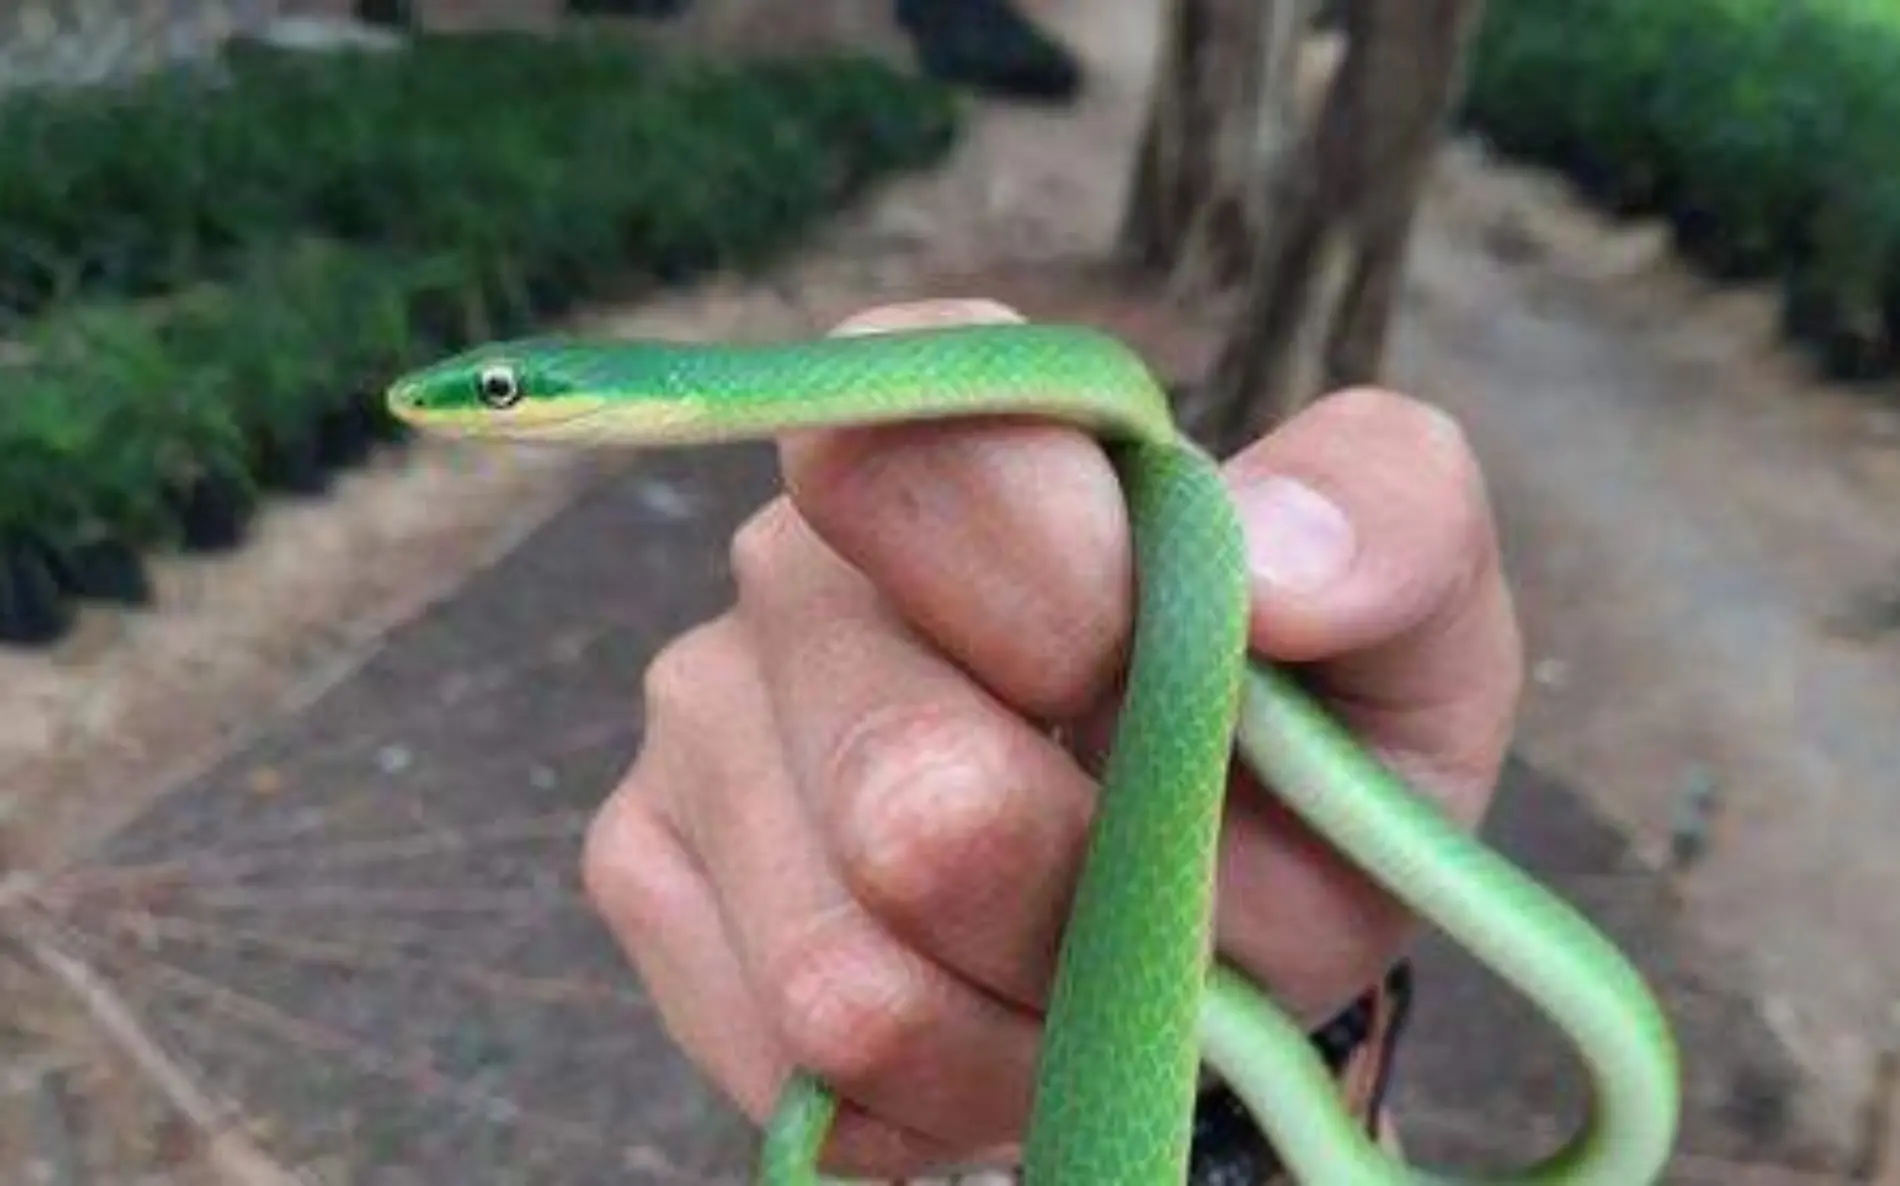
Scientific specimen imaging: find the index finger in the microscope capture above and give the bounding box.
[779,299,1135,724]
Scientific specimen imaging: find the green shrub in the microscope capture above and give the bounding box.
[1461,0,1900,380]
[0,33,959,319]
[0,36,963,644]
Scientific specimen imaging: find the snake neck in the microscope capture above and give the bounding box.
[491,324,1183,447]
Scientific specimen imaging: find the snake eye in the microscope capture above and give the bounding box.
[476,363,522,409]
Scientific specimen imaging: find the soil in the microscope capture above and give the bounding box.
[3,0,1898,1180]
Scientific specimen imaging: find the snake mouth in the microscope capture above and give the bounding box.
[384,385,613,440]
[383,388,734,448]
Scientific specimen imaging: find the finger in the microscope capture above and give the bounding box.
[582,776,781,1120]
[582,759,965,1178]
[1206,388,1520,1016]
[645,600,1046,1158]
[729,497,1098,1014]
[779,300,1134,723]
[827,297,1026,338]
[1225,385,1522,800]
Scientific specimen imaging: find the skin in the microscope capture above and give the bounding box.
[578,298,1522,1179]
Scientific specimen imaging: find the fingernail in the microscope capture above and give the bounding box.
[1232,474,1356,594]
[829,298,1023,337]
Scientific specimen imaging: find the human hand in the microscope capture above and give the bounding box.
[582,298,1522,1178]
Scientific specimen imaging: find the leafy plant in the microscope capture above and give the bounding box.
[1462,0,1900,382]
[0,37,963,646]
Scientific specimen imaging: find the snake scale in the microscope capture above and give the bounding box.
[386,321,1680,1186]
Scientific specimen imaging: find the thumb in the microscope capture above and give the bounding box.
[1222,385,1518,814]
[826,298,1027,337]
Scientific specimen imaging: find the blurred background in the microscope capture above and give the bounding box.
[0,0,1895,1182]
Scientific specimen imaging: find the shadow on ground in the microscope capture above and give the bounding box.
[1396,758,1830,1181]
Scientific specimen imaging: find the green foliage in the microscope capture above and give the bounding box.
[0,33,963,644]
[5,306,250,550]
[1461,0,1900,380]
[0,33,958,318]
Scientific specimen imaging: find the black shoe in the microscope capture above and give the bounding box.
[564,0,690,17]
[895,0,1082,103]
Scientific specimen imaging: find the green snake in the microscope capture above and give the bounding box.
[385,321,1680,1185]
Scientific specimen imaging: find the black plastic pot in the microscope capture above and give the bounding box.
[1569,149,1664,222]
[1815,318,1896,384]
[41,535,151,604]
[0,535,72,647]
[1784,275,1896,382]
[170,469,256,552]
[257,430,332,496]
[1882,269,1900,361]
[315,403,375,470]
[355,0,414,26]
[1669,203,1769,282]
[566,0,688,15]
[1780,266,1835,348]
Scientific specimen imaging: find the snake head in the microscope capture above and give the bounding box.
[385,338,604,439]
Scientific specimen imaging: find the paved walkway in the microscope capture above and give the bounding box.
[68,293,1851,1184]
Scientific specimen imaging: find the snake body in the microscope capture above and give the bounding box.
[386,322,1680,1185]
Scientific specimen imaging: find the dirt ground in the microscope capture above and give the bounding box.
[4,0,1898,1179]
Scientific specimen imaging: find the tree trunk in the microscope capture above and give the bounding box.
[1199,0,1485,453]
[1116,0,1310,296]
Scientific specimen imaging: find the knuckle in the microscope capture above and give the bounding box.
[580,792,683,946]
[640,618,739,725]
[641,633,703,722]
[728,498,804,602]
[769,914,926,1087]
[828,701,1028,920]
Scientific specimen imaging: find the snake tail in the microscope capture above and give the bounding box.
[1207,665,1680,1185]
